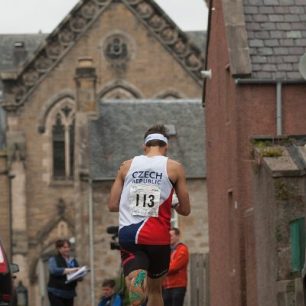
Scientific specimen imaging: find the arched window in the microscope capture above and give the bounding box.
[52,105,75,179]
[99,82,142,100]
[102,87,136,99]
[155,90,184,100]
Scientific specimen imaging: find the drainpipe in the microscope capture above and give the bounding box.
[276,82,282,136]
[235,79,306,136]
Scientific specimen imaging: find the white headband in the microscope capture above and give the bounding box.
[144,133,168,145]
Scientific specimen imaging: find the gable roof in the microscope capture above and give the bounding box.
[213,0,306,80]
[89,99,206,180]
[1,0,204,111]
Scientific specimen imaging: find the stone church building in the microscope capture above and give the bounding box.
[0,1,208,305]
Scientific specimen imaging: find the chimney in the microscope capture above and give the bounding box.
[13,42,28,67]
[74,57,97,114]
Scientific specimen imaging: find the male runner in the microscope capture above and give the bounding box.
[108,124,191,306]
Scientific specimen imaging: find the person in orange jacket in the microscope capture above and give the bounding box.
[162,228,189,306]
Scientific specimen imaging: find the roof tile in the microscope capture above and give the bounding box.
[269,15,285,22]
[276,23,292,30]
[274,47,289,55]
[287,71,302,78]
[254,31,270,39]
[284,14,301,22]
[277,63,293,71]
[270,31,284,38]
[279,38,294,46]
[296,38,306,45]
[273,6,290,13]
[262,63,277,71]
[255,71,273,78]
[279,0,296,4]
[259,6,275,14]
[283,55,299,62]
[249,0,264,4]
[250,39,264,47]
[264,0,279,5]
[289,6,304,14]
[286,31,302,38]
[264,39,279,46]
[245,6,259,14]
[253,56,268,63]
[258,47,274,55]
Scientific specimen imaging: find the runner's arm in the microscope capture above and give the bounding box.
[174,164,191,216]
[108,163,126,212]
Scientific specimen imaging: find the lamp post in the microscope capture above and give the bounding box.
[16,281,28,306]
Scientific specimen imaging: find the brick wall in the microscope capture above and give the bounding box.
[205,1,306,306]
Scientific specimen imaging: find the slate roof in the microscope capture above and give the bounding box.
[89,99,206,180]
[0,33,47,93]
[243,0,306,80]
[0,34,47,71]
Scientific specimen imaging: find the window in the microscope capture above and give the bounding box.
[52,106,75,180]
[290,217,305,272]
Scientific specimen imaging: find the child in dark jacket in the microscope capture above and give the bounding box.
[98,279,122,306]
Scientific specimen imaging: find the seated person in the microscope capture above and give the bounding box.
[98,279,122,306]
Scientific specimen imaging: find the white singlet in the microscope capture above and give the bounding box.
[118,155,174,245]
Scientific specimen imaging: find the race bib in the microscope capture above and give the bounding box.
[129,184,161,217]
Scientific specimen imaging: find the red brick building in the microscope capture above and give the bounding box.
[204,1,306,306]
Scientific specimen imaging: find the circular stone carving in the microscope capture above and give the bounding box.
[160,27,178,45]
[148,14,166,32]
[81,3,98,19]
[173,39,189,56]
[70,15,87,32]
[136,2,154,19]
[103,34,129,63]
[35,55,53,72]
[185,53,202,70]
[23,69,40,87]
[59,29,75,45]
[46,41,62,59]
